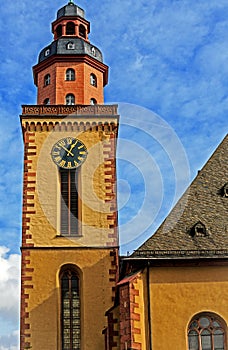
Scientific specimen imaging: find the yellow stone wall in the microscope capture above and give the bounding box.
[148,265,228,350]
[22,117,118,248]
[26,248,115,349]
[21,113,119,349]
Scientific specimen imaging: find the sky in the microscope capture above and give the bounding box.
[0,0,228,348]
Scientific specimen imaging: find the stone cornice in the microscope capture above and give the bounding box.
[130,249,228,259]
[21,104,118,117]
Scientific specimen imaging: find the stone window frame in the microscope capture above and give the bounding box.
[60,266,81,349]
[188,312,227,350]
[65,68,76,81]
[65,93,75,105]
[90,73,97,87]
[44,73,51,86]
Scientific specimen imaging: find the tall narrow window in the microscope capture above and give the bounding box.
[90,73,97,87]
[65,93,75,105]
[60,169,78,236]
[79,24,86,38]
[188,313,226,350]
[61,268,80,350]
[66,68,75,81]
[56,24,62,38]
[44,74,50,86]
[66,22,75,35]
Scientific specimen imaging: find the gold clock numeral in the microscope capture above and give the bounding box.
[58,140,66,147]
[67,162,72,168]
[78,145,84,149]
[54,156,62,163]
[52,151,60,156]
[74,160,79,167]
[78,156,84,161]
[66,137,73,145]
[79,151,86,155]
[59,160,66,167]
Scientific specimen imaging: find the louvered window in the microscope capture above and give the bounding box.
[61,269,80,350]
[60,169,79,235]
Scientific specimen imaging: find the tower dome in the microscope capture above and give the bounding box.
[32,1,108,105]
[57,1,85,19]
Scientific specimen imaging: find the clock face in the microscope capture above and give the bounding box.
[51,137,87,169]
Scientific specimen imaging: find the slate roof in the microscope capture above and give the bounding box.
[132,134,228,259]
[57,2,85,20]
[38,38,103,64]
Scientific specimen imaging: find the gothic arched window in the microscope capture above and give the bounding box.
[66,68,75,81]
[60,268,80,350]
[65,93,75,105]
[188,313,226,350]
[66,22,75,35]
[90,73,97,87]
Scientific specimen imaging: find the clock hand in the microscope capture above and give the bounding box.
[59,144,74,157]
[67,141,78,156]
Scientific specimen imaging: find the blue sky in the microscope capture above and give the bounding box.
[0,0,228,348]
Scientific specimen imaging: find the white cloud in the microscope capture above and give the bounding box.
[0,247,20,344]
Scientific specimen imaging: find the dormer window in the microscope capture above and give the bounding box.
[191,221,208,237]
[66,42,75,50]
[66,22,75,35]
[44,48,50,56]
[44,74,51,86]
[90,73,97,87]
[79,24,86,38]
[223,183,228,197]
[65,68,75,81]
[65,93,75,105]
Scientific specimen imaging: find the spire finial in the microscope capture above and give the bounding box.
[68,0,74,4]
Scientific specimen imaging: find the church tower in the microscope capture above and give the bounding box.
[20,2,119,349]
